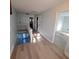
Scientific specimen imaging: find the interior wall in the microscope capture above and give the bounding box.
[54,1,69,56]
[37,0,69,43]
[54,32,69,50]
[10,10,17,55]
[38,9,56,42]
[54,0,69,12]
[54,0,69,46]
[54,0,69,33]
[15,12,34,30]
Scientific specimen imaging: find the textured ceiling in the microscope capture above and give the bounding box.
[11,0,66,14]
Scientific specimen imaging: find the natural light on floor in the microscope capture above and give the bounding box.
[32,33,41,43]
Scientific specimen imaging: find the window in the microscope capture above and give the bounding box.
[56,11,69,33]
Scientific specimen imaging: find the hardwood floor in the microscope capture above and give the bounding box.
[11,35,68,59]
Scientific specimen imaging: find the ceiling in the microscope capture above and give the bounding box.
[11,0,66,14]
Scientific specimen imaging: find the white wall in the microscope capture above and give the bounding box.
[38,9,56,42]
[38,0,68,43]
[54,32,69,50]
[54,32,69,57]
[54,1,69,57]
[10,10,17,55]
[10,12,35,56]
[16,12,34,30]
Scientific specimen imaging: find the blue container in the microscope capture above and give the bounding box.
[17,32,30,44]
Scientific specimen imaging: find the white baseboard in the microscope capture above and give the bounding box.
[10,45,14,56]
[39,31,54,43]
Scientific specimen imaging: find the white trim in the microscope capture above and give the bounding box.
[39,31,54,43]
[10,45,14,56]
